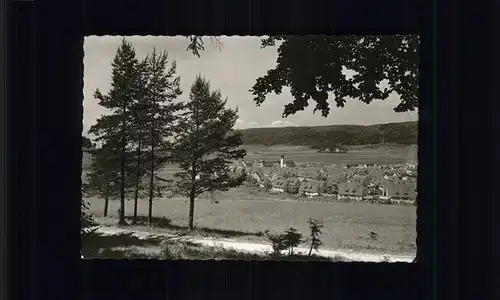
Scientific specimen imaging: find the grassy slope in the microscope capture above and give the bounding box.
[239,121,418,148]
[86,187,417,254]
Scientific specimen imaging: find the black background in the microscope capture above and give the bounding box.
[7,0,494,298]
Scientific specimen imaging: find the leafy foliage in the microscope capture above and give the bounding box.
[173,76,247,230]
[186,35,419,116]
[240,121,418,148]
[251,35,419,116]
[186,36,223,57]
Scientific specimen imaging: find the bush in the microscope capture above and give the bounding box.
[265,227,303,256]
[265,231,288,255]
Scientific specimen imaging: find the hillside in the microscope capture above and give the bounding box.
[239,121,418,148]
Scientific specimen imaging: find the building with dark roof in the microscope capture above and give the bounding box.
[298,181,309,195]
[338,181,366,201]
[298,180,325,197]
[381,180,417,203]
[285,178,302,194]
[326,172,348,184]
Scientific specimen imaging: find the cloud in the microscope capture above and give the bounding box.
[234,119,259,129]
[269,120,296,127]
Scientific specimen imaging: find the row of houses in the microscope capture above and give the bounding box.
[257,175,417,202]
[244,165,416,184]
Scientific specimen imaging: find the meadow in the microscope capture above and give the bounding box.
[241,144,417,165]
[86,187,416,254]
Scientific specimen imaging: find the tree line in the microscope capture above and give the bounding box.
[82,38,246,231]
[240,121,418,148]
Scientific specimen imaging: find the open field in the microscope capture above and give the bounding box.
[85,187,416,254]
[241,144,417,165]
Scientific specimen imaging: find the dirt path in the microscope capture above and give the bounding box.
[90,226,415,263]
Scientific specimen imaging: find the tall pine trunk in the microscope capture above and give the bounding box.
[148,143,155,226]
[188,159,197,231]
[188,192,195,231]
[104,196,109,217]
[103,184,109,217]
[132,140,142,225]
[118,103,127,226]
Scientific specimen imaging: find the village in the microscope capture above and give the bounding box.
[230,154,418,205]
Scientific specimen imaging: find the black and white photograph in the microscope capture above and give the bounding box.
[81,35,419,262]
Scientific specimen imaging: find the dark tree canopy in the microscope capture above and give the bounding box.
[187,35,419,117]
[174,75,247,230]
[252,35,419,117]
[174,75,247,198]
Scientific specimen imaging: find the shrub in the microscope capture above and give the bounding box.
[283,227,303,255]
[265,230,288,256]
[265,227,303,256]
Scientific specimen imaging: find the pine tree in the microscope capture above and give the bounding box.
[89,38,142,226]
[141,48,183,226]
[173,75,247,231]
[128,59,150,225]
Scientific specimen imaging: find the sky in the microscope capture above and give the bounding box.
[83,36,418,135]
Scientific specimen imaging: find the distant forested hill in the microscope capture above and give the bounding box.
[239,121,418,148]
